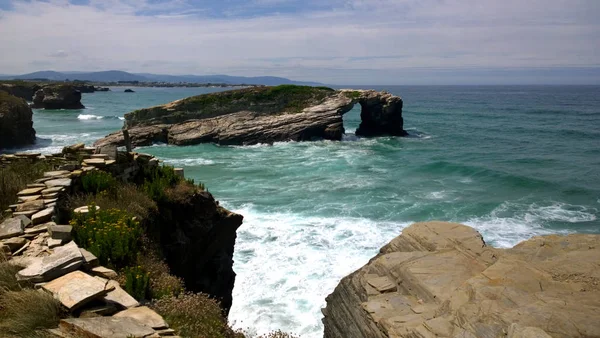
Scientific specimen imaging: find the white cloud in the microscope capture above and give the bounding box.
[0,0,598,84]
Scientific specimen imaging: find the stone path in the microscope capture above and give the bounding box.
[1,145,183,337]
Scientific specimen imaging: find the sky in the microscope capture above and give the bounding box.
[0,0,599,85]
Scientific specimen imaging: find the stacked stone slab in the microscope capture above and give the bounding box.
[1,144,179,337]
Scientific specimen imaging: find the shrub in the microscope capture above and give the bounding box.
[67,184,157,221]
[0,161,53,222]
[151,293,244,338]
[136,242,184,299]
[70,205,142,268]
[0,289,64,336]
[124,266,150,301]
[81,170,117,194]
[143,165,183,202]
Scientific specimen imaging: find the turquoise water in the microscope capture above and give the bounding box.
[10,85,600,337]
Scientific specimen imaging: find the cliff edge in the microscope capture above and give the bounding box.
[95,85,406,147]
[0,91,36,148]
[322,221,600,338]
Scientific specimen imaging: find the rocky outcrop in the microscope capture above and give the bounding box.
[0,91,36,148]
[322,222,600,338]
[32,84,85,109]
[150,188,243,314]
[0,82,42,101]
[95,85,406,147]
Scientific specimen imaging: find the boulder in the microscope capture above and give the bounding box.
[31,84,85,109]
[322,222,600,338]
[42,270,111,311]
[0,92,35,148]
[59,317,156,338]
[95,86,406,148]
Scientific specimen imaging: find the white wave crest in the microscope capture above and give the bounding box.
[227,203,408,337]
[78,114,103,120]
[161,157,215,166]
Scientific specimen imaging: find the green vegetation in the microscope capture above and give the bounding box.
[70,205,142,268]
[124,266,150,301]
[81,170,118,194]
[151,293,245,338]
[0,160,54,222]
[127,84,338,125]
[0,90,26,105]
[142,165,184,202]
[343,91,362,99]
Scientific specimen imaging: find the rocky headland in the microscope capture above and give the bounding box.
[32,84,85,109]
[95,85,407,147]
[323,221,600,338]
[0,91,36,148]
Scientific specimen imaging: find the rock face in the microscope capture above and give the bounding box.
[0,82,42,101]
[95,85,406,147]
[0,91,36,148]
[32,84,85,109]
[322,222,600,338]
[151,189,243,315]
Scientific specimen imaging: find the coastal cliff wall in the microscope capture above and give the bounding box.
[322,221,600,338]
[0,91,36,148]
[1,146,242,316]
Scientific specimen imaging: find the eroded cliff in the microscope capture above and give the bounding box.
[95,85,407,147]
[322,222,600,338]
[0,91,36,148]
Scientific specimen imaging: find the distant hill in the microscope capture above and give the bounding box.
[0,70,322,86]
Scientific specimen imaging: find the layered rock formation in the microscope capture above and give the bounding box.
[0,91,36,148]
[32,84,85,109]
[95,85,406,147]
[323,222,600,338]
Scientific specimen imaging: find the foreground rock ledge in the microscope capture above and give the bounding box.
[95,86,406,147]
[322,221,600,338]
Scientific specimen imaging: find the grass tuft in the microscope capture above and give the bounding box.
[0,161,54,221]
[0,289,64,336]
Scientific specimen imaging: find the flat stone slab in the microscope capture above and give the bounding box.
[43,271,110,311]
[80,248,99,268]
[27,183,47,188]
[0,218,24,240]
[91,154,109,159]
[47,238,63,248]
[83,158,106,165]
[24,223,50,235]
[44,178,72,187]
[2,237,28,252]
[17,241,83,282]
[91,266,118,279]
[44,170,71,178]
[14,214,32,228]
[12,210,37,217]
[17,187,45,196]
[103,280,140,309]
[59,317,156,338]
[114,306,168,329]
[41,186,64,195]
[16,200,45,212]
[48,225,73,241]
[18,195,42,202]
[367,276,397,293]
[74,205,101,214]
[32,207,54,225]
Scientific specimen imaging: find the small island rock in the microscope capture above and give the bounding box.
[124,89,135,93]
[32,84,85,109]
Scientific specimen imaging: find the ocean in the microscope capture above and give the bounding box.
[9,85,600,337]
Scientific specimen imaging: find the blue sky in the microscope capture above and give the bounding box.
[0,0,599,84]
